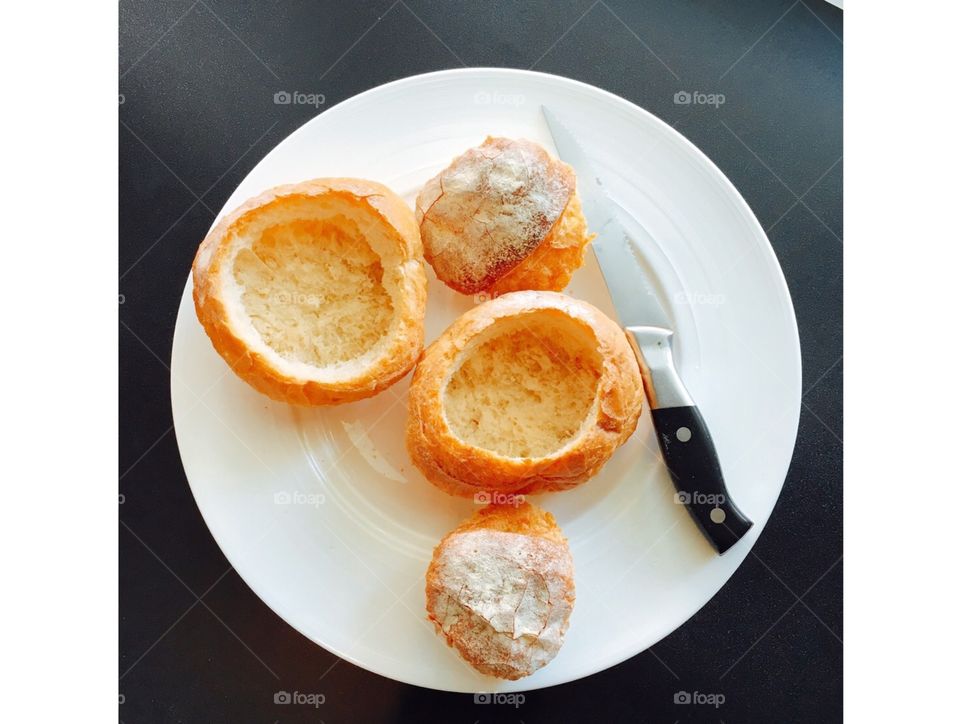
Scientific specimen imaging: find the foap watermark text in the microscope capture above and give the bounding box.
[273,291,324,307]
[674,290,726,307]
[474,90,525,107]
[474,491,525,507]
[274,491,326,508]
[674,690,725,708]
[274,90,325,108]
[674,90,726,108]
[474,692,525,708]
[674,491,726,506]
[274,691,325,708]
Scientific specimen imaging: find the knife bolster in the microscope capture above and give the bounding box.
[624,326,693,410]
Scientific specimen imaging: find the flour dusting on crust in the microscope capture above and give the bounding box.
[416,137,576,294]
[426,529,575,680]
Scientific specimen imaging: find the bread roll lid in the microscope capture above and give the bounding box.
[430,529,574,675]
[417,137,576,294]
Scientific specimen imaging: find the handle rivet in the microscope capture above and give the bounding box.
[710,507,726,524]
[676,426,692,442]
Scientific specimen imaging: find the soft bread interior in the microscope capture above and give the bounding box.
[442,312,602,459]
[222,193,403,379]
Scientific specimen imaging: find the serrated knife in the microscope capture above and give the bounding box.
[542,106,752,554]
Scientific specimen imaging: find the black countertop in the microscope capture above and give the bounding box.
[120,2,842,721]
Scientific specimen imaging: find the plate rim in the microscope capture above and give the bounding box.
[170,67,801,692]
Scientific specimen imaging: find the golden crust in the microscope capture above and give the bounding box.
[487,191,595,296]
[417,137,592,295]
[425,502,575,679]
[192,178,427,405]
[406,291,644,497]
[448,500,567,545]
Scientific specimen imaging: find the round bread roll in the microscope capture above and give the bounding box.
[406,291,644,498]
[416,137,595,295]
[193,178,427,405]
[425,501,575,680]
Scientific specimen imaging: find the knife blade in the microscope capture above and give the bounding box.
[543,109,672,332]
[542,106,753,554]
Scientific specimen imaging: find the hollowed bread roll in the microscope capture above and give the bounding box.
[416,137,594,295]
[406,291,643,497]
[193,178,427,405]
[425,502,575,680]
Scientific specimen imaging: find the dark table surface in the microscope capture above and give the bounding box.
[119,1,842,721]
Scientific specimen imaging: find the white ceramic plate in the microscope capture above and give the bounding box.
[171,69,801,692]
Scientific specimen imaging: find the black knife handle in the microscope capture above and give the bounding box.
[650,405,753,554]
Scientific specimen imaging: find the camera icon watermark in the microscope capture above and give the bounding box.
[474,692,525,708]
[273,90,326,108]
[273,291,324,307]
[673,290,726,307]
[674,690,725,708]
[473,291,502,304]
[274,691,325,708]
[473,90,525,107]
[274,491,326,508]
[673,90,726,108]
[474,491,525,507]
[674,491,725,506]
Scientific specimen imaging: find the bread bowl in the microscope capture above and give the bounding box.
[415,137,594,296]
[192,178,427,405]
[425,501,575,680]
[406,291,644,497]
